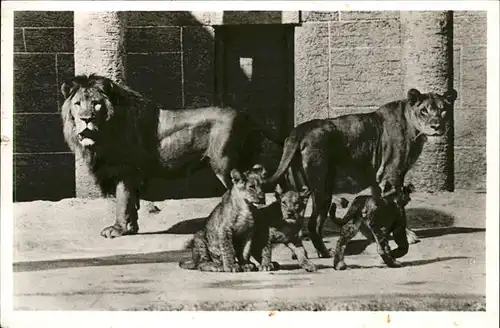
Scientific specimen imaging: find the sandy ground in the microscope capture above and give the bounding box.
[12,190,486,310]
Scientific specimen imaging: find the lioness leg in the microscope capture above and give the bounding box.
[308,193,334,258]
[101,180,139,238]
[390,223,409,259]
[381,180,419,245]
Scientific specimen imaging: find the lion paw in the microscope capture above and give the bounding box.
[301,260,317,272]
[333,260,347,271]
[406,228,420,245]
[100,225,131,238]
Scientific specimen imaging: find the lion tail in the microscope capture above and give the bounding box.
[265,132,300,187]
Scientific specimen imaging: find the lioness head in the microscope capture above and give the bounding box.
[274,185,311,224]
[61,75,116,149]
[406,88,458,136]
[230,164,267,205]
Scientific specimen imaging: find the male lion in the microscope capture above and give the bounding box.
[251,185,316,272]
[265,88,457,258]
[179,165,267,272]
[61,74,282,238]
[330,184,415,270]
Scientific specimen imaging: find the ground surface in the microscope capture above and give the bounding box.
[13,190,486,311]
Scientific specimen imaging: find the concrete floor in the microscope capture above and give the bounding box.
[12,190,486,310]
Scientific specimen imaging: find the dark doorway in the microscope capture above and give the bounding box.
[215,25,295,139]
[214,25,294,172]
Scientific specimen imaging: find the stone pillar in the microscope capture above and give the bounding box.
[401,11,455,192]
[73,12,127,197]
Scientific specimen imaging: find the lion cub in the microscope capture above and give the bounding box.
[330,184,415,270]
[179,164,267,272]
[251,185,317,272]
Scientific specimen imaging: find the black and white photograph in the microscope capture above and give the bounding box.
[1,1,498,326]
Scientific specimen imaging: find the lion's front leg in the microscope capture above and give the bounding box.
[101,179,139,238]
[395,196,419,245]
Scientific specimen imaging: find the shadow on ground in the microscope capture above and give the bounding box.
[141,208,464,236]
[325,226,486,256]
[13,250,192,273]
[345,256,470,270]
[139,217,207,235]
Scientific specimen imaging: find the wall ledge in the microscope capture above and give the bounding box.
[201,11,300,25]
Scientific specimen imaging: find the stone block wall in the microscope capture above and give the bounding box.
[13,10,486,201]
[13,11,221,201]
[295,10,486,191]
[13,11,76,201]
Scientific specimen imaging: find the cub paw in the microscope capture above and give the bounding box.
[333,260,347,271]
[258,262,279,272]
[100,225,132,238]
[301,260,317,272]
[406,228,420,245]
[199,263,223,272]
[241,263,257,272]
[223,264,242,273]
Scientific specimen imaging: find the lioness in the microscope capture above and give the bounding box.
[60,74,282,238]
[179,165,267,272]
[265,88,457,258]
[330,184,415,270]
[251,185,317,272]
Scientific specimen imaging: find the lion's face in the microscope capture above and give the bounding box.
[407,88,457,137]
[231,164,267,206]
[61,75,115,149]
[274,185,310,224]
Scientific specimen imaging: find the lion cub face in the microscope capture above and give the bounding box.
[61,76,115,148]
[230,164,267,206]
[406,88,457,137]
[274,185,311,225]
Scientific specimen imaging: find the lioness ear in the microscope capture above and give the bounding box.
[443,89,458,104]
[230,169,243,185]
[252,164,267,179]
[407,88,422,106]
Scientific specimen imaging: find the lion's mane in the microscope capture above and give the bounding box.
[61,74,159,195]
